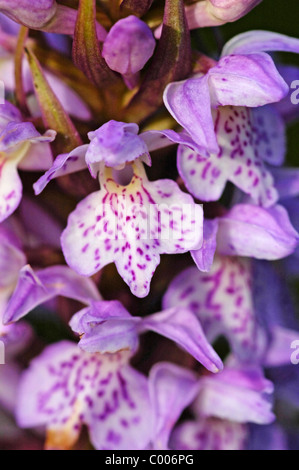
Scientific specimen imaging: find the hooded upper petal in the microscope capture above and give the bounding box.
[222,30,299,57]
[163,76,219,155]
[69,300,141,355]
[209,54,288,108]
[86,122,151,171]
[216,204,299,260]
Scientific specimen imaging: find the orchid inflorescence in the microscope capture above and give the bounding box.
[0,0,299,451]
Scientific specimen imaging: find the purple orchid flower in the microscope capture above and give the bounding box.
[155,0,262,37]
[3,264,102,325]
[191,203,298,273]
[170,363,274,450]
[185,0,262,29]
[34,121,204,298]
[164,237,299,368]
[102,16,156,90]
[16,343,200,450]
[16,341,152,450]
[0,225,32,354]
[0,101,56,222]
[164,31,299,207]
[69,300,223,373]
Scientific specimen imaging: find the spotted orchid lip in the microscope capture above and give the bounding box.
[1,0,299,451]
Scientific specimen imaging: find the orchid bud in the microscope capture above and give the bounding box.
[186,0,262,29]
[102,15,156,89]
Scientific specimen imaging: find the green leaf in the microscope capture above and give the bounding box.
[25,46,82,154]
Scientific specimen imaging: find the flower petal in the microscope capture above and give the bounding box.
[61,165,203,298]
[69,300,141,354]
[0,158,23,222]
[163,257,267,363]
[216,204,299,260]
[17,342,152,450]
[0,0,56,30]
[0,121,55,152]
[149,363,200,450]
[209,53,288,107]
[141,307,223,373]
[177,106,280,207]
[33,145,88,195]
[170,419,248,450]
[222,30,299,57]
[163,76,219,155]
[140,129,200,153]
[187,0,261,29]
[3,264,101,324]
[86,122,150,170]
[191,218,218,272]
[194,367,275,424]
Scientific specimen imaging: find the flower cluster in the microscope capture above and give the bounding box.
[0,0,299,451]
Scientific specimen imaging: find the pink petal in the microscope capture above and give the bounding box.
[178,106,280,207]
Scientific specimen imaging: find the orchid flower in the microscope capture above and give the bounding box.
[164,241,299,367]
[0,101,56,222]
[191,203,298,273]
[34,121,204,298]
[155,0,262,38]
[185,0,262,29]
[164,31,299,207]
[68,300,223,373]
[16,343,201,450]
[170,363,274,450]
